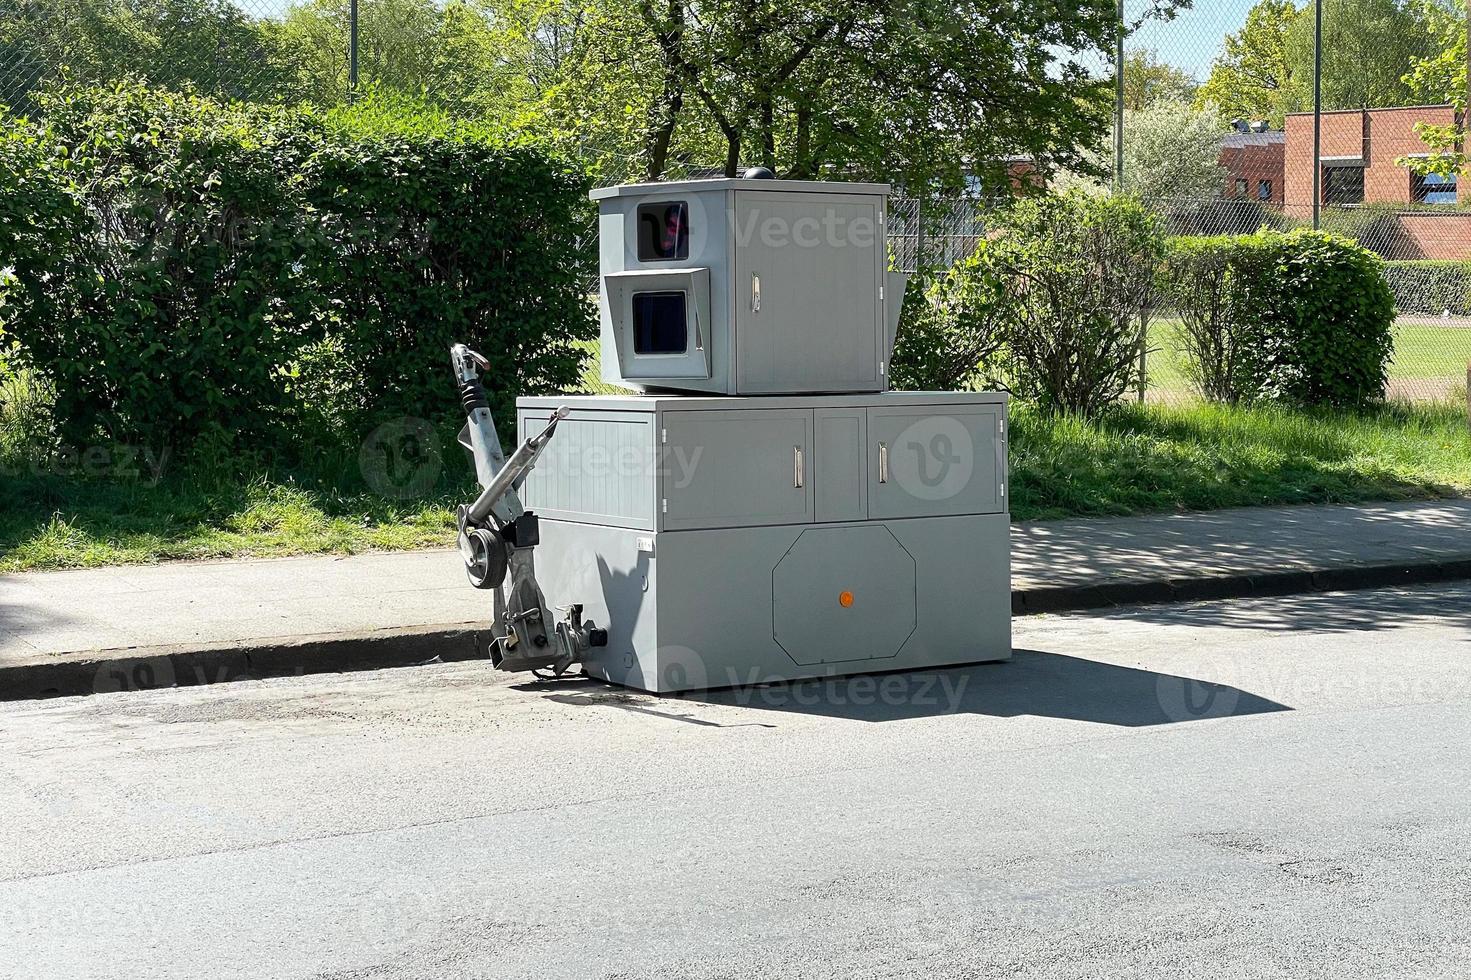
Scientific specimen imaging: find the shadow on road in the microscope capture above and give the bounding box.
[1091,581,1471,635]
[533,649,1290,728]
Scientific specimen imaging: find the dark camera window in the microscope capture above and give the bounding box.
[637,201,690,261]
[632,291,688,354]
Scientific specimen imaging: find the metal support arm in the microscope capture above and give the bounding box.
[449,344,606,676]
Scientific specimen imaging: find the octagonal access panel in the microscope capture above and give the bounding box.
[772,524,917,666]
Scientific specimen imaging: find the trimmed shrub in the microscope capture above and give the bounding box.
[10,84,323,454]
[889,248,1013,392]
[988,193,1163,417]
[1163,229,1395,408]
[1382,260,1471,317]
[1157,236,1264,404]
[0,82,595,467]
[1317,203,1417,260]
[303,123,595,437]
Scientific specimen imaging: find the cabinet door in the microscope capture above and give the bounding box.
[868,405,1005,519]
[814,408,867,523]
[661,409,813,530]
[733,191,882,393]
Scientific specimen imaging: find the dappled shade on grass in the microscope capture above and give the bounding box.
[2,402,1468,570]
[0,475,459,572]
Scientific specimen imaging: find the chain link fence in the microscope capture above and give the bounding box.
[1124,0,1471,406]
[4,0,1470,405]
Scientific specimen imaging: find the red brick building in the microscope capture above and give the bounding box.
[1216,106,1471,259]
[1282,105,1462,215]
[1218,126,1285,205]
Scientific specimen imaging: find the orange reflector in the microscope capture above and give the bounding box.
[838,591,854,608]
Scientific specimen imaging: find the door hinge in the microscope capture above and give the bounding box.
[999,418,1006,435]
[661,427,667,444]
[661,498,668,513]
[879,285,885,301]
[1000,483,1007,497]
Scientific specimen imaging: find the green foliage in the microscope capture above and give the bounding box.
[6,83,323,453]
[889,251,1013,392]
[304,98,597,439]
[1196,0,1301,126]
[1,82,595,467]
[1316,203,1418,259]
[0,0,302,114]
[987,193,1164,417]
[1158,237,1264,404]
[1122,48,1197,111]
[1200,0,1436,124]
[1163,230,1396,408]
[1382,260,1471,316]
[1282,0,1434,111]
[1119,100,1227,203]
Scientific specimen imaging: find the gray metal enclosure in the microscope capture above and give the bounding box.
[593,179,905,396]
[505,175,1011,695]
[518,393,1012,693]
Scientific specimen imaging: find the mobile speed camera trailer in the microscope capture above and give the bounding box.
[451,172,1011,694]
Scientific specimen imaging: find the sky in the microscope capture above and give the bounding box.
[1128,0,1260,81]
[243,0,1258,81]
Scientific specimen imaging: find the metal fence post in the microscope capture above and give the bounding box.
[1114,0,1125,195]
[1312,0,1322,230]
[348,0,359,95]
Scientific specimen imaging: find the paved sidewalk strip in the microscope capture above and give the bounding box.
[3,498,1470,698]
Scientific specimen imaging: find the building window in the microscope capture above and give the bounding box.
[1412,172,1458,205]
[1257,180,1272,201]
[1235,178,1248,196]
[1322,166,1364,205]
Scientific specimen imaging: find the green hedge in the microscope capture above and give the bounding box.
[0,82,595,464]
[1162,230,1395,408]
[1382,260,1471,317]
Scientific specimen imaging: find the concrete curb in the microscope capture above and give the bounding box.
[1,623,495,702]
[1011,557,1471,615]
[5,557,1471,701]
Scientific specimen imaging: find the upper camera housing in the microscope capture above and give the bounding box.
[592,177,906,396]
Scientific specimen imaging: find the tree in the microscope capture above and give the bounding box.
[1121,101,1228,203]
[1053,100,1226,205]
[1123,47,1197,110]
[623,0,1181,191]
[1282,0,1435,110]
[1400,0,1471,177]
[0,0,297,114]
[1197,0,1302,126]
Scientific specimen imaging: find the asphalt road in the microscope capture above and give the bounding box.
[3,584,1470,979]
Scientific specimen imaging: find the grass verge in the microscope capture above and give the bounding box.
[1011,401,1471,521]
[3,400,1467,571]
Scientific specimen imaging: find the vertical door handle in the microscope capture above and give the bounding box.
[878,442,888,483]
[793,446,804,488]
[751,272,761,312]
